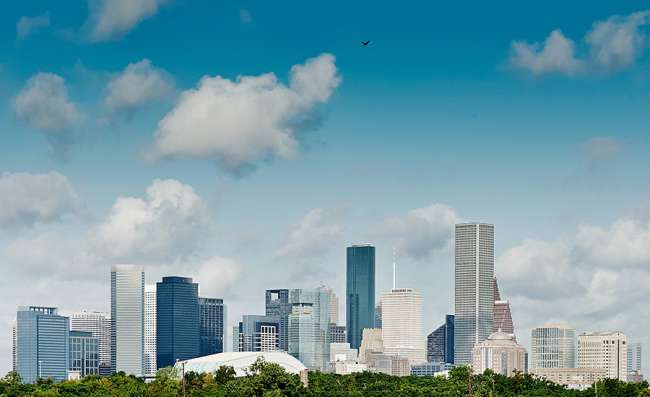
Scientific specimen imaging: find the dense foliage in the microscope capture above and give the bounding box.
[2,361,649,396]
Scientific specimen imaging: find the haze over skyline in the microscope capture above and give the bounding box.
[2,0,650,375]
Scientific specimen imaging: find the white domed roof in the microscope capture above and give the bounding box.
[488,331,515,341]
[174,351,307,377]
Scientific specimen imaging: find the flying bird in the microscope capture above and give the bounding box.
[361,40,371,46]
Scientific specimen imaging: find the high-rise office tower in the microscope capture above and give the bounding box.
[199,297,225,356]
[319,285,339,325]
[492,278,514,335]
[288,288,330,371]
[374,302,382,329]
[627,342,642,378]
[235,315,280,352]
[16,306,70,383]
[12,322,16,372]
[265,289,292,351]
[380,288,426,365]
[144,284,157,376]
[578,331,627,381]
[111,264,144,376]
[454,223,494,364]
[427,314,455,364]
[346,244,375,349]
[69,331,99,378]
[530,325,576,369]
[156,276,200,369]
[70,311,112,376]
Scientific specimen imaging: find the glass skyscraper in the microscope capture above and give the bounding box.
[70,311,111,376]
[144,284,157,376]
[288,288,330,371]
[199,297,225,356]
[235,315,280,352]
[16,306,70,383]
[69,331,99,378]
[346,244,375,349]
[427,314,454,364]
[111,264,145,376]
[454,223,494,364]
[265,289,292,351]
[156,276,200,368]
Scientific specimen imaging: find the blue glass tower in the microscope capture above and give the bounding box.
[265,289,292,351]
[346,244,375,349]
[156,277,200,368]
[199,297,224,356]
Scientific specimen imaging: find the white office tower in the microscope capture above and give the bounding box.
[530,325,576,369]
[319,285,339,325]
[578,331,627,381]
[380,288,426,365]
[144,284,157,376]
[454,223,494,364]
[70,311,112,375]
[110,264,145,376]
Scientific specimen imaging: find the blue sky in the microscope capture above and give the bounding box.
[2,0,650,374]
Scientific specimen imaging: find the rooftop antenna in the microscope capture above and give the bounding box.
[392,247,396,290]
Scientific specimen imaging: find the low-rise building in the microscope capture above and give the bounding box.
[531,368,607,390]
[471,331,526,376]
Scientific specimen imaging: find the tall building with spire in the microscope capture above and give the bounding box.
[492,278,514,335]
[454,223,494,364]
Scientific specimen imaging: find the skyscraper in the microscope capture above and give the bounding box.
[380,288,426,365]
[427,314,454,364]
[454,223,494,364]
[235,315,280,352]
[156,276,200,369]
[346,244,375,349]
[199,297,225,356]
[530,325,576,369]
[320,285,339,325]
[111,264,144,376]
[627,342,642,378]
[288,288,330,371]
[265,289,292,351]
[492,278,514,335]
[69,331,99,378]
[70,311,112,376]
[16,306,70,383]
[578,331,627,381]
[144,284,157,376]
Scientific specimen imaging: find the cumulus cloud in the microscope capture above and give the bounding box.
[586,11,650,70]
[377,204,460,260]
[12,73,82,132]
[192,256,243,298]
[92,179,210,262]
[581,136,623,163]
[509,30,583,76]
[16,12,50,40]
[104,59,173,117]
[0,172,82,230]
[276,208,343,261]
[148,53,341,172]
[84,0,169,42]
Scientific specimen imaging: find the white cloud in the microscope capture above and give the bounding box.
[586,11,650,70]
[377,204,460,260]
[104,59,173,117]
[509,30,583,76]
[85,0,169,42]
[191,256,243,298]
[581,136,623,162]
[276,208,343,261]
[92,179,210,262]
[16,12,50,40]
[0,172,82,230]
[148,53,341,172]
[12,73,82,132]
[575,218,650,268]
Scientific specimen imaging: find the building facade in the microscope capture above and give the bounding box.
[199,297,225,356]
[265,289,292,351]
[346,244,375,349]
[427,314,454,364]
[328,324,347,344]
[530,325,576,370]
[69,331,99,378]
[359,328,383,364]
[492,278,514,334]
[627,342,642,379]
[531,368,607,389]
[471,331,527,376]
[320,285,339,325]
[144,284,157,376]
[236,315,280,352]
[111,264,145,376]
[380,288,426,365]
[454,223,494,364]
[69,311,111,376]
[16,306,70,383]
[288,288,330,371]
[156,276,200,369]
[577,331,627,381]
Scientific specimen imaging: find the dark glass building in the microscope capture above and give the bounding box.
[199,297,224,356]
[346,244,375,349]
[265,289,292,351]
[427,314,455,364]
[156,277,200,368]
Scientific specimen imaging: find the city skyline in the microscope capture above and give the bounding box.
[3,0,650,376]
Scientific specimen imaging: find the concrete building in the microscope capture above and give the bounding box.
[346,244,375,349]
[144,285,156,376]
[265,289,292,351]
[69,331,99,378]
[530,325,576,370]
[69,311,111,376]
[365,352,411,376]
[454,223,494,364]
[359,328,383,364]
[16,306,70,383]
[320,285,339,325]
[492,278,514,335]
[531,368,607,389]
[199,297,225,356]
[380,288,426,365]
[578,332,627,381]
[111,264,144,376]
[288,288,330,371]
[471,331,526,376]
[330,342,358,363]
[427,314,454,364]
